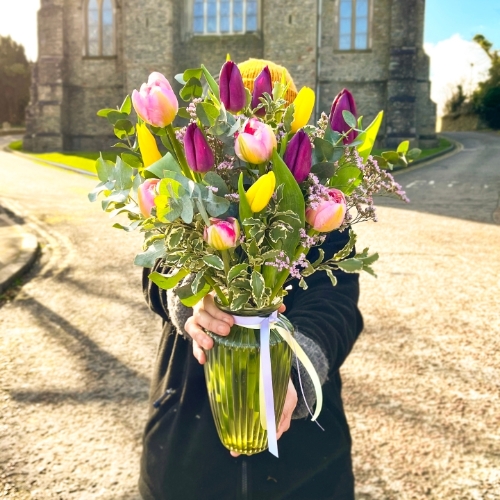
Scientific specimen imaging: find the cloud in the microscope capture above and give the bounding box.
[424,34,491,116]
[0,0,40,61]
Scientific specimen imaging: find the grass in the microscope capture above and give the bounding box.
[9,136,454,175]
[8,142,117,175]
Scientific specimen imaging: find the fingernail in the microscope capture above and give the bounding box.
[217,325,228,334]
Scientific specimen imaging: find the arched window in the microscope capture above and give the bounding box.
[193,0,259,35]
[338,0,370,50]
[85,0,115,56]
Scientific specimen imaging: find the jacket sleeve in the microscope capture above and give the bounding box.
[142,260,171,324]
[284,228,364,377]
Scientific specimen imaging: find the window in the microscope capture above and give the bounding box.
[193,0,259,35]
[338,0,370,50]
[85,0,115,56]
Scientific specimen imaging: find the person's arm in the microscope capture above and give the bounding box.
[284,229,363,418]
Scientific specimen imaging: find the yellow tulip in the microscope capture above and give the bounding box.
[290,87,315,133]
[137,122,162,167]
[246,171,276,213]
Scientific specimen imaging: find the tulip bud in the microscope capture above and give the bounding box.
[235,119,277,165]
[137,178,160,218]
[251,66,272,116]
[290,87,315,133]
[204,217,241,251]
[283,130,312,183]
[329,89,358,144]
[219,61,246,113]
[184,123,215,173]
[306,188,346,232]
[137,123,162,167]
[245,171,276,213]
[132,72,179,128]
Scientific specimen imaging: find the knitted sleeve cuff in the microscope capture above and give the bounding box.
[290,331,329,420]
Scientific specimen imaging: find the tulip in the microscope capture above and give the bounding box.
[137,178,160,218]
[132,72,178,128]
[184,123,215,173]
[245,171,276,213]
[235,119,277,164]
[283,130,312,183]
[204,217,241,251]
[219,61,246,113]
[137,123,162,167]
[290,87,315,133]
[329,88,358,144]
[306,188,347,232]
[251,66,272,116]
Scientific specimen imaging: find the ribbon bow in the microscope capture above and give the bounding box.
[232,311,323,458]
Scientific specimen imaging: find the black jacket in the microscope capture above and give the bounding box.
[138,229,363,500]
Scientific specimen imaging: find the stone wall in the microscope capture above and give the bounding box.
[26,0,436,152]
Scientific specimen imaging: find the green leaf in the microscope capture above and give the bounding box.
[283,105,295,133]
[120,95,132,114]
[228,263,249,282]
[325,269,338,286]
[329,165,362,195]
[311,162,337,180]
[121,152,142,169]
[196,102,219,127]
[230,290,251,311]
[191,271,207,294]
[313,137,335,163]
[177,107,192,120]
[251,270,265,302]
[397,140,409,154]
[106,111,129,124]
[342,110,357,128]
[203,255,225,270]
[96,108,117,118]
[357,111,383,162]
[381,151,400,164]
[182,67,204,83]
[180,195,194,224]
[144,152,182,179]
[148,268,190,290]
[336,258,364,272]
[180,77,203,101]
[204,191,230,217]
[113,157,134,190]
[201,64,220,101]
[204,172,229,196]
[134,240,166,267]
[114,119,135,139]
[407,148,422,160]
[95,154,115,182]
[177,282,211,307]
[88,181,109,202]
[324,127,342,145]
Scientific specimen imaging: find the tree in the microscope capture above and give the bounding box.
[473,35,500,129]
[0,36,31,126]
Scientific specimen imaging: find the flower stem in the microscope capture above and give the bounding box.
[165,124,197,182]
[204,274,229,306]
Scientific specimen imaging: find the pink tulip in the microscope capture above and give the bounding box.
[306,188,347,232]
[132,72,178,128]
[234,119,277,164]
[137,178,160,217]
[204,217,241,250]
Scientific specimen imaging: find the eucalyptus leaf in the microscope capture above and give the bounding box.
[134,240,166,267]
[196,102,219,127]
[204,172,229,196]
[329,166,361,195]
[311,162,337,179]
[342,110,357,128]
[180,77,203,101]
[313,137,335,163]
[201,64,220,101]
[121,153,142,169]
[180,195,194,223]
[145,153,182,179]
[95,155,115,182]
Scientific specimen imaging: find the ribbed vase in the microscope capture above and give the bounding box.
[203,308,293,455]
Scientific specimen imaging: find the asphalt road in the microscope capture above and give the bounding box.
[0,131,499,499]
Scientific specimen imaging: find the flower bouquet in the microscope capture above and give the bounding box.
[90,58,414,456]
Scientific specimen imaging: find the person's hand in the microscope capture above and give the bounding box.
[184,294,286,365]
[184,294,234,365]
[230,379,297,458]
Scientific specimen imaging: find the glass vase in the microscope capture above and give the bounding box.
[203,306,293,455]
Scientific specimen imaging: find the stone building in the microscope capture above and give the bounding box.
[24,0,437,152]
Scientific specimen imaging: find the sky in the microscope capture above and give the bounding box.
[0,0,499,116]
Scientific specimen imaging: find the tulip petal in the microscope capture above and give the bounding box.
[290,87,315,133]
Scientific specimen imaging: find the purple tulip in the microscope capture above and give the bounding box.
[251,66,272,116]
[184,123,215,173]
[329,88,358,144]
[219,61,246,113]
[283,130,312,183]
